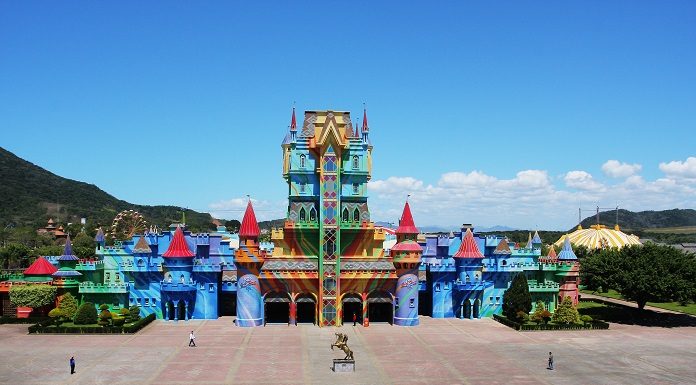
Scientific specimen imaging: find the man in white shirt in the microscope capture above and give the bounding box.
[189,331,196,347]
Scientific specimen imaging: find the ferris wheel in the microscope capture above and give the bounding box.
[110,210,147,240]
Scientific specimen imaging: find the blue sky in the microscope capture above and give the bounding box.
[1,1,695,230]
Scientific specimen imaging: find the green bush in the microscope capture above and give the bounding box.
[112,316,126,327]
[99,304,110,311]
[127,306,141,323]
[119,308,130,317]
[9,285,57,308]
[57,293,78,319]
[74,302,98,325]
[516,310,530,323]
[48,308,66,326]
[553,296,582,324]
[580,315,593,324]
[531,301,546,324]
[97,309,112,327]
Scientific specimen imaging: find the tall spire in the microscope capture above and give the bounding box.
[290,106,297,131]
[59,234,79,261]
[362,107,369,132]
[396,201,419,235]
[557,235,578,261]
[239,199,260,238]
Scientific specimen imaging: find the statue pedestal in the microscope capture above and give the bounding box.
[332,359,355,372]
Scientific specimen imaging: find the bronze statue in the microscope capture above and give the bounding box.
[331,333,354,360]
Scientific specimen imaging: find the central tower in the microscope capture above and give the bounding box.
[279,108,373,326]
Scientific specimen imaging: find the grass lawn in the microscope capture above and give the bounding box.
[581,289,696,316]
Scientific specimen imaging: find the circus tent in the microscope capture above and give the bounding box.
[554,224,641,250]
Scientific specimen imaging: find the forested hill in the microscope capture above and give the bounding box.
[0,147,215,231]
[578,209,696,231]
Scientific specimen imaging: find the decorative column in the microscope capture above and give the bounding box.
[185,301,189,321]
[164,302,169,321]
[289,300,297,326]
[362,293,368,326]
[173,300,179,321]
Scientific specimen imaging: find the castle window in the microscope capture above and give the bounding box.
[435,283,441,292]
[353,208,360,222]
[105,272,110,281]
[300,154,306,168]
[409,298,415,308]
[309,207,316,222]
[300,182,306,193]
[180,274,185,283]
[209,283,215,293]
[352,155,359,169]
[144,298,150,306]
[342,208,349,223]
[445,281,451,290]
[299,207,306,222]
[353,183,359,195]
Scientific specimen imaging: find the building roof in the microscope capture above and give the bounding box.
[525,232,533,249]
[453,228,484,258]
[395,202,419,235]
[391,239,423,252]
[239,200,260,238]
[58,235,79,261]
[23,257,58,275]
[132,236,151,254]
[162,227,195,258]
[554,224,641,250]
[362,108,369,132]
[532,231,542,244]
[94,227,105,243]
[52,267,82,277]
[290,106,297,131]
[493,238,512,255]
[557,236,578,261]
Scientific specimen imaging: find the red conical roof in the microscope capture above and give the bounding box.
[239,200,260,238]
[24,257,58,275]
[362,108,369,132]
[547,245,557,259]
[453,228,484,258]
[290,107,297,130]
[396,202,419,235]
[162,227,194,258]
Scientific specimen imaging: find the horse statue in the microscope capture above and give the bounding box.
[331,332,354,360]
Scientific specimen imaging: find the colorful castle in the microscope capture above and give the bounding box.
[0,108,579,325]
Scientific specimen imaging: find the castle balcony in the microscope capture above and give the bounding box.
[192,262,222,272]
[193,234,210,246]
[528,281,560,293]
[482,264,523,273]
[454,279,493,291]
[118,261,162,272]
[75,260,104,271]
[427,262,456,273]
[160,281,197,292]
[79,282,129,294]
[284,221,320,230]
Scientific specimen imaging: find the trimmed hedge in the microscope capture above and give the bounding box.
[74,302,98,325]
[0,316,50,324]
[493,314,609,331]
[28,313,156,334]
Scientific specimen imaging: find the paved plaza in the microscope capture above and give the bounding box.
[1,317,695,385]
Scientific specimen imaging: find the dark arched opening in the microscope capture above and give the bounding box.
[177,301,186,320]
[367,291,393,324]
[296,294,316,324]
[341,293,362,325]
[264,292,290,324]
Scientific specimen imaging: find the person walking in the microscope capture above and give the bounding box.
[69,356,75,374]
[548,352,554,370]
[352,312,357,327]
[189,330,196,347]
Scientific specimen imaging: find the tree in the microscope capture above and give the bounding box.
[581,244,696,309]
[0,243,30,269]
[553,296,581,324]
[98,305,113,327]
[9,284,57,308]
[48,308,67,326]
[127,305,141,323]
[224,220,241,233]
[74,302,98,325]
[503,273,532,321]
[57,293,78,319]
[531,300,550,324]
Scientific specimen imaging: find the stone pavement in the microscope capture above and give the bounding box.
[1,317,695,385]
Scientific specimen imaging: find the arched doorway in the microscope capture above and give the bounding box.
[367,291,393,324]
[473,299,480,318]
[462,299,472,319]
[167,301,175,321]
[177,301,186,320]
[295,293,316,324]
[341,293,362,325]
[264,292,290,324]
[218,292,237,317]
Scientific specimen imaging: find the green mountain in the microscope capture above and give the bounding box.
[578,208,696,232]
[0,147,215,232]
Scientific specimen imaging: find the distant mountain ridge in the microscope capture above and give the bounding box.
[0,147,215,231]
[578,208,696,232]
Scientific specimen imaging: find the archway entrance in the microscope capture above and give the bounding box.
[167,301,175,321]
[367,291,393,324]
[341,293,362,325]
[219,293,237,317]
[264,292,290,324]
[462,299,472,319]
[473,299,480,318]
[177,301,186,320]
[296,294,316,324]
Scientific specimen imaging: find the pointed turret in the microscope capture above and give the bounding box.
[290,106,297,143]
[239,200,260,239]
[361,108,369,143]
[132,236,152,254]
[395,202,419,237]
[24,257,58,277]
[58,235,79,261]
[453,228,484,258]
[162,226,195,258]
[525,232,533,249]
[493,238,512,255]
[531,230,542,245]
[557,236,577,261]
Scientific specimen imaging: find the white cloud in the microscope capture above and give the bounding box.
[564,171,605,191]
[208,197,287,222]
[659,157,696,181]
[602,160,642,178]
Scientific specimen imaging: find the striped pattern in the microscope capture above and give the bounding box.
[554,225,641,250]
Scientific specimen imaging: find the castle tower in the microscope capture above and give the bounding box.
[556,235,580,305]
[235,200,264,327]
[161,226,196,321]
[52,235,83,297]
[391,201,422,326]
[453,228,485,319]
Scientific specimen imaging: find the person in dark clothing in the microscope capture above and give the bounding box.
[548,352,554,370]
[70,356,75,374]
[352,312,357,326]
